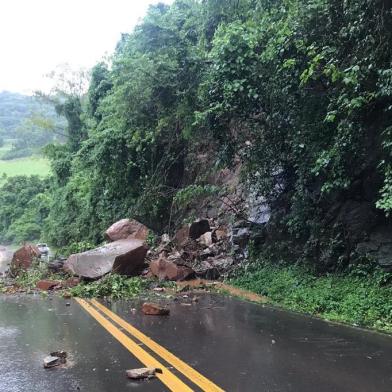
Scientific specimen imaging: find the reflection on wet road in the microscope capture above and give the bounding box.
[0,294,391,391]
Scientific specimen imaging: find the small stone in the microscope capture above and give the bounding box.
[142,303,170,316]
[43,355,61,368]
[153,287,164,292]
[65,302,71,306]
[126,367,162,380]
[198,231,213,247]
[43,351,67,368]
[64,277,81,288]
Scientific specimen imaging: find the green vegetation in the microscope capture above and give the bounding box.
[11,261,64,292]
[55,241,96,258]
[0,176,50,243]
[233,262,392,333]
[69,274,148,299]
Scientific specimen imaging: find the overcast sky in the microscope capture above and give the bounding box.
[0,0,171,94]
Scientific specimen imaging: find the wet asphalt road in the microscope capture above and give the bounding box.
[0,294,392,392]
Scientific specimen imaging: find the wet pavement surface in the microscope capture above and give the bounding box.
[1,293,392,392]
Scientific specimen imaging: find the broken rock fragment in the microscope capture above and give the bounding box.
[43,351,67,369]
[64,239,148,279]
[197,231,213,247]
[142,302,170,316]
[48,258,65,273]
[105,219,149,242]
[126,367,162,380]
[214,225,229,241]
[149,256,194,281]
[63,277,81,288]
[174,219,211,246]
[36,280,62,291]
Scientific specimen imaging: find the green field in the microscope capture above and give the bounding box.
[0,156,51,185]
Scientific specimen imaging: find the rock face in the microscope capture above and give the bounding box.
[105,219,149,242]
[10,244,40,273]
[356,226,392,270]
[150,256,194,281]
[64,239,148,279]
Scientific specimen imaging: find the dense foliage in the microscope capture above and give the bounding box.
[1,0,392,272]
[0,176,50,242]
[233,261,392,333]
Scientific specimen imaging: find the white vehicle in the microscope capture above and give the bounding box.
[37,243,50,257]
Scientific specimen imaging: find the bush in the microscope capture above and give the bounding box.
[0,176,50,243]
[232,261,392,333]
[56,241,96,257]
[69,274,148,299]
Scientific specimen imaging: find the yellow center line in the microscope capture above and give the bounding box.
[89,298,225,392]
[75,298,194,392]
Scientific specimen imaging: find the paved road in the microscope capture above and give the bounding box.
[0,294,391,391]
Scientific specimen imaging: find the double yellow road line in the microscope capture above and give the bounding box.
[76,298,225,392]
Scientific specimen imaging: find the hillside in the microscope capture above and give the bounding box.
[0,91,65,158]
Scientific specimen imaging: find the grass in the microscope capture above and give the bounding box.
[69,274,148,299]
[8,261,65,293]
[232,262,392,333]
[2,258,149,299]
[0,155,51,185]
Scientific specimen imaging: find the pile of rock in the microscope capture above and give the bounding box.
[3,216,243,288]
[148,218,235,281]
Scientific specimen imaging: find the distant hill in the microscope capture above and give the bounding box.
[0,91,58,139]
[0,91,65,159]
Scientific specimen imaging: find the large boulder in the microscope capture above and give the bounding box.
[10,244,40,274]
[64,239,148,279]
[150,256,194,281]
[105,219,149,242]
